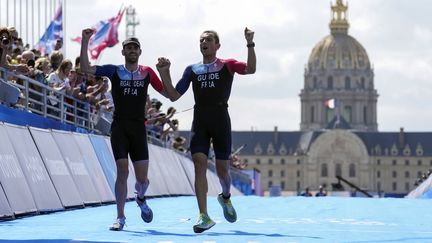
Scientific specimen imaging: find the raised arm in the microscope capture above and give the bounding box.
[80,28,97,75]
[244,27,256,74]
[0,46,29,74]
[156,57,182,102]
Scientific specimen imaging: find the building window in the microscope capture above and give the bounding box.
[268,159,273,165]
[256,159,260,165]
[327,76,333,89]
[313,76,318,89]
[418,160,422,166]
[430,160,432,166]
[268,181,273,188]
[281,159,285,165]
[405,182,409,191]
[392,160,397,166]
[363,106,367,124]
[326,108,335,123]
[377,159,381,165]
[392,182,397,191]
[405,160,409,166]
[297,159,301,165]
[418,171,422,177]
[321,163,328,177]
[377,171,381,178]
[268,170,273,177]
[311,106,315,123]
[360,77,365,89]
[345,76,351,89]
[297,170,301,177]
[281,170,285,177]
[349,164,356,177]
[405,171,410,178]
[392,171,397,178]
[335,163,342,177]
[296,181,301,191]
[281,181,285,190]
[343,106,352,123]
[377,181,381,191]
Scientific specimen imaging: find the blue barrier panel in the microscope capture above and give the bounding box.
[146,144,170,196]
[176,152,196,193]
[73,133,115,203]
[88,134,116,195]
[243,169,263,196]
[149,145,194,195]
[51,130,101,205]
[29,127,84,207]
[0,124,37,215]
[4,123,63,212]
[0,180,13,218]
[0,104,80,132]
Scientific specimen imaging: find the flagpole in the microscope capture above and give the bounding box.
[63,0,66,56]
[336,99,341,127]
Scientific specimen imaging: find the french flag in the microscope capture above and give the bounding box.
[35,5,62,55]
[325,98,337,109]
[72,8,125,60]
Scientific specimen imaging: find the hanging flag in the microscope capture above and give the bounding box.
[325,98,337,109]
[34,5,62,56]
[72,8,125,60]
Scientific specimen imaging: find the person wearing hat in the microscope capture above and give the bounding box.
[79,28,175,231]
[156,27,256,233]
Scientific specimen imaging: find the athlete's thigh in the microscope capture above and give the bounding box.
[211,112,231,160]
[110,120,129,160]
[190,118,211,156]
[127,121,149,162]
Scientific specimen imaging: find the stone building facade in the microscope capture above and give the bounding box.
[232,1,431,196]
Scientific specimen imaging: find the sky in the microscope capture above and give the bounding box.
[10,0,432,132]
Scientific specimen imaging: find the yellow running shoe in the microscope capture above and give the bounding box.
[109,217,125,231]
[217,193,237,223]
[193,213,216,233]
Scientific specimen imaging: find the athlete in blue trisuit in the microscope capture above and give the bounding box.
[157,28,256,233]
[80,28,176,231]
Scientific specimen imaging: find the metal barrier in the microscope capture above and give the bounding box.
[0,67,96,132]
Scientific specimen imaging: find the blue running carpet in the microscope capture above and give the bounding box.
[1,196,431,243]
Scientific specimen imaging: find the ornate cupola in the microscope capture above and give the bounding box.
[300,0,379,132]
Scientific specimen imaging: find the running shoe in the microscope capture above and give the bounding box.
[217,193,237,223]
[193,213,216,233]
[136,196,153,223]
[109,217,125,231]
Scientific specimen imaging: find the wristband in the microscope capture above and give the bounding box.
[247,42,255,48]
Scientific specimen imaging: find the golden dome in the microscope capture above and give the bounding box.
[307,0,371,70]
[307,34,370,70]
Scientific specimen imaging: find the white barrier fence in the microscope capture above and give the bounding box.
[0,122,241,219]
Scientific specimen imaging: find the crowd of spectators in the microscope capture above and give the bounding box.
[0,25,188,153]
[0,26,113,117]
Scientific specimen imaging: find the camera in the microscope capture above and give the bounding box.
[1,37,9,45]
[0,28,11,46]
